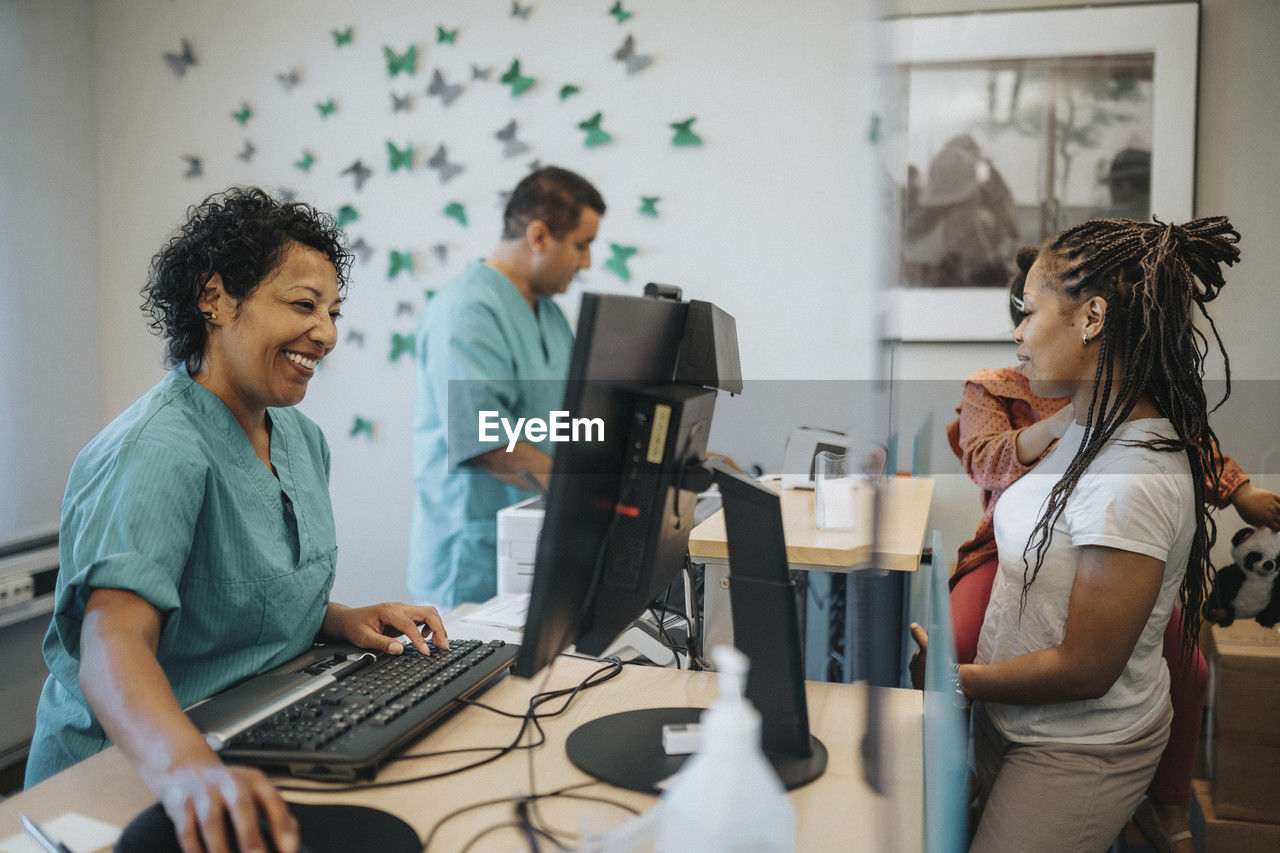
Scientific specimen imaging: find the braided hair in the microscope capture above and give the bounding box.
[1020,216,1240,666]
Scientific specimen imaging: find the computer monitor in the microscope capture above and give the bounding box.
[514,290,825,793]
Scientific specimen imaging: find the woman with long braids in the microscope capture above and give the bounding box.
[914,216,1241,851]
[940,247,1278,852]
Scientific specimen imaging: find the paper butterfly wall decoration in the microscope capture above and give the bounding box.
[472,64,493,81]
[427,145,464,183]
[348,237,373,263]
[294,150,315,172]
[232,103,252,125]
[436,26,458,44]
[511,2,533,20]
[181,155,202,178]
[609,1,633,24]
[332,28,353,47]
[443,202,468,227]
[389,333,416,362]
[500,58,535,97]
[388,250,414,279]
[395,301,416,317]
[432,244,449,263]
[669,117,703,147]
[276,68,301,91]
[350,417,374,438]
[494,120,530,158]
[387,141,413,171]
[427,69,463,107]
[345,329,366,347]
[604,243,638,281]
[383,45,417,77]
[559,85,580,100]
[391,92,413,112]
[638,196,660,217]
[613,34,652,75]
[577,112,612,147]
[163,39,196,77]
[315,98,336,118]
[336,205,359,228]
[237,140,255,162]
[341,159,372,191]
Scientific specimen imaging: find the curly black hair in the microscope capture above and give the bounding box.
[141,187,353,370]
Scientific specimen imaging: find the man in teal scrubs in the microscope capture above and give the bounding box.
[409,167,605,607]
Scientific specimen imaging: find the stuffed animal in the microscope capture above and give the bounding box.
[1205,526,1280,628]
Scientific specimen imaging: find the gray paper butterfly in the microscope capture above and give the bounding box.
[276,68,301,91]
[427,144,463,183]
[391,92,413,112]
[237,140,255,162]
[427,68,463,107]
[348,237,373,264]
[494,120,530,158]
[613,34,652,74]
[181,155,202,178]
[341,159,372,192]
[163,39,196,77]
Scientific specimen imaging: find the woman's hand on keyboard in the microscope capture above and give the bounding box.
[321,601,450,655]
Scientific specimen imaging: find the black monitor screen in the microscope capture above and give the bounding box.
[514,293,692,677]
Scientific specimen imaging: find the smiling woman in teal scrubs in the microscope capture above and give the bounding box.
[25,188,446,853]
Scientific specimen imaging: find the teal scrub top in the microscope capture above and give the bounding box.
[25,364,337,785]
[408,261,573,607]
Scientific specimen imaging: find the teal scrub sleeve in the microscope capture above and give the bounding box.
[432,303,522,472]
[54,439,205,658]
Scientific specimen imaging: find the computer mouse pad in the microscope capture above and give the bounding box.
[115,801,420,853]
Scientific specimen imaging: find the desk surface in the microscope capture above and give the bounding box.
[688,477,934,572]
[0,660,923,852]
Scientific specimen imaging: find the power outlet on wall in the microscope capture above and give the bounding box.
[0,574,35,611]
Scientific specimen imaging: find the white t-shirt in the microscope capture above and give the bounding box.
[977,418,1194,744]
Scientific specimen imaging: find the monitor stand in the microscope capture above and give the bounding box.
[565,707,827,794]
[565,460,828,794]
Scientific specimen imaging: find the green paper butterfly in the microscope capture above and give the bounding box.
[388,250,413,279]
[603,243,637,282]
[443,202,467,227]
[638,196,660,217]
[232,103,251,125]
[436,26,457,44]
[669,117,703,147]
[577,112,612,147]
[332,28,353,46]
[387,141,413,171]
[383,44,417,77]
[609,1,632,24]
[294,150,315,172]
[424,289,437,302]
[350,417,374,438]
[499,58,534,97]
[559,84,580,100]
[389,332,416,362]
[316,98,336,118]
[336,205,358,228]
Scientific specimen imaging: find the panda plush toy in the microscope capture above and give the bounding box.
[1205,526,1280,628]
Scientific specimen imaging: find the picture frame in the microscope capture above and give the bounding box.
[881,3,1199,342]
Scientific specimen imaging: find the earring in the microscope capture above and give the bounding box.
[202,310,216,321]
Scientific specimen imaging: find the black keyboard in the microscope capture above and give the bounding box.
[202,639,519,781]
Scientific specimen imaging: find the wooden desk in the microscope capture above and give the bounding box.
[0,660,923,852]
[691,478,934,684]
[688,477,935,572]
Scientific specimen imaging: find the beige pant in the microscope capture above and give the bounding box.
[970,699,1173,853]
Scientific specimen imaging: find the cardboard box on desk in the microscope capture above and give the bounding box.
[1194,779,1280,852]
[1204,621,1280,823]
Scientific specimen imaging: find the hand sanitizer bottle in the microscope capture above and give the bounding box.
[656,645,796,853]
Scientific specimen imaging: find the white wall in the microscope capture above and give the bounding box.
[0,0,101,547]
[89,0,883,605]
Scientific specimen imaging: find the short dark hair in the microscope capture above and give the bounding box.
[142,187,352,370]
[501,166,606,240]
